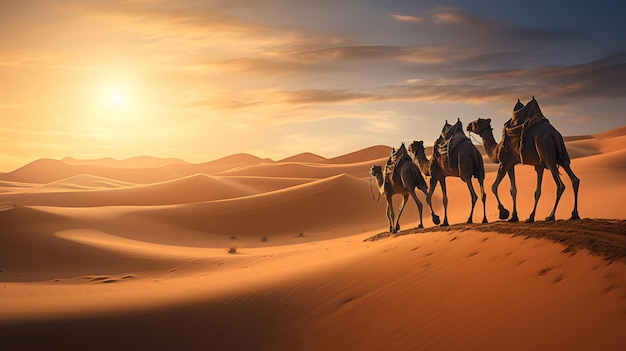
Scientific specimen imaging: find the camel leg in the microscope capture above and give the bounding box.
[507,167,519,222]
[421,185,437,226]
[478,177,488,223]
[427,177,441,225]
[440,178,449,226]
[465,178,478,224]
[562,163,580,220]
[526,166,544,223]
[393,194,409,233]
[386,194,395,233]
[407,189,424,228]
[546,166,566,221]
[492,165,509,220]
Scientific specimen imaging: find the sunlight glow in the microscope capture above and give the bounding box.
[90,79,149,132]
[104,87,129,110]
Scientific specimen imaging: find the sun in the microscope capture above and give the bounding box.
[91,77,149,128]
[112,94,123,104]
[96,83,136,118]
[106,88,128,110]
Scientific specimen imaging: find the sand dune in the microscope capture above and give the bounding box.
[593,125,626,138]
[574,148,626,170]
[1,125,626,350]
[62,156,190,168]
[277,152,327,163]
[18,174,312,207]
[219,159,387,179]
[0,154,274,185]
[133,173,385,238]
[322,145,393,164]
[44,174,137,189]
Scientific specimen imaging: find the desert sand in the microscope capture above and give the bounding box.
[1,127,626,350]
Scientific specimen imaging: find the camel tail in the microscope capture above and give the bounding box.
[554,132,570,166]
[473,147,485,180]
[411,164,428,193]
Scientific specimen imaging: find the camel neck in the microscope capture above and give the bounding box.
[480,128,501,163]
[414,149,430,174]
[374,174,386,193]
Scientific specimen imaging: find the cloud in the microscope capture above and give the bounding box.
[186,51,626,123]
[435,52,626,101]
[532,53,626,99]
[362,118,399,133]
[283,89,374,105]
[427,7,579,52]
[392,14,422,23]
[294,46,408,62]
[211,57,314,76]
[432,9,489,28]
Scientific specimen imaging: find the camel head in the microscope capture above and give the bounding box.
[369,165,383,178]
[467,118,492,136]
[407,140,424,157]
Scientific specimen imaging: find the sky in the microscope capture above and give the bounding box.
[1,0,625,171]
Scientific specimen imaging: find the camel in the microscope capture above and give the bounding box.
[369,145,431,233]
[466,97,580,222]
[408,120,487,226]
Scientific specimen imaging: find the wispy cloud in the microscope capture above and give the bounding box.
[294,46,407,62]
[391,14,422,23]
[284,89,373,105]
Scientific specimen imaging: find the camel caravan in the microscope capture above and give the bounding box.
[370,97,580,233]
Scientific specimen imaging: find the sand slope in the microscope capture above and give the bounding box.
[1,125,626,350]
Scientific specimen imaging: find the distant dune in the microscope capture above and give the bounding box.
[1,125,626,351]
[62,156,190,168]
[44,174,137,189]
[593,125,626,138]
[277,152,327,163]
[323,145,392,164]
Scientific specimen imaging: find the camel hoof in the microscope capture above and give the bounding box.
[525,217,535,223]
[417,224,424,229]
[498,206,510,220]
[482,218,488,224]
[441,220,449,227]
[545,216,555,222]
[432,215,441,225]
[466,218,473,224]
[570,213,580,220]
[508,216,519,223]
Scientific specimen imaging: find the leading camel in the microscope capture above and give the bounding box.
[369,146,431,233]
[466,97,580,222]
[408,120,487,226]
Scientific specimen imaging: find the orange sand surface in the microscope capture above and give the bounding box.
[1,127,626,350]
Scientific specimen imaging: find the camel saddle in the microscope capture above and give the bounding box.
[433,119,472,170]
[502,97,549,163]
[434,119,470,156]
[384,143,412,182]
